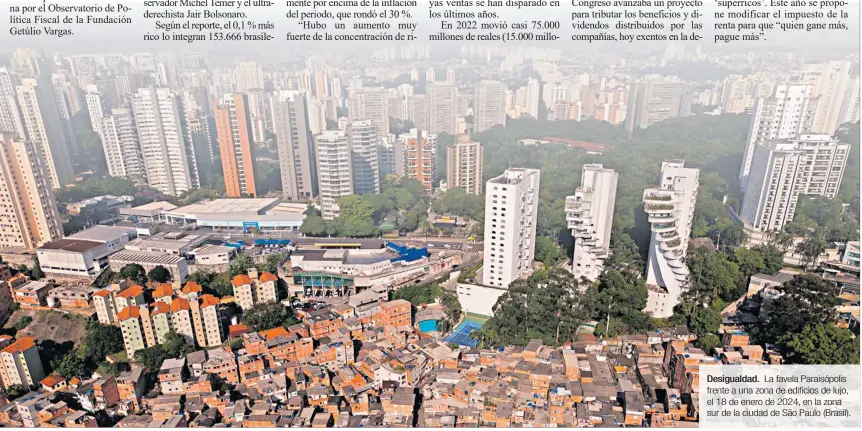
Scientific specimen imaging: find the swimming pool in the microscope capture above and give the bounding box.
[418,319,439,333]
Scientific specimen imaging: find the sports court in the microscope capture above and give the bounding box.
[444,314,488,347]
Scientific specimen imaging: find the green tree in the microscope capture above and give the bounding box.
[1,384,30,400]
[696,333,721,354]
[229,253,255,278]
[80,320,124,364]
[534,236,563,267]
[30,256,44,280]
[134,345,167,371]
[767,230,795,254]
[52,351,89,379]
[780,323,860,365]
[162,330,192,358]
[211,279,234,297]
[13,316,33,332]
[147,266,172,283]
[119,264,147,285]
[591,270,650,336]
[794,235,827,268]
[256,253,286,274]
[686,246,741,302]
[392,283,441,306]
[300,214,327,237]
[242,301,298,331]
[756,274,840,344]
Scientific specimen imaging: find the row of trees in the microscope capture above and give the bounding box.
[301,176,430,237]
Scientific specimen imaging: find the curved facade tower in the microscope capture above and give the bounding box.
[643,160,699,318]
[566,164,618,282]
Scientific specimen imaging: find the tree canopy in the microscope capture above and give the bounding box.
[147,266,172,283]
[755,274,840,346]
[242,301,298,332]
[780,323,860,365]
[118,264,147,286]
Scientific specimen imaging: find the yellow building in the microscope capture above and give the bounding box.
[0,337,46,388]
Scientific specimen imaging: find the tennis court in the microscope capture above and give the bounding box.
[444,319,483,347]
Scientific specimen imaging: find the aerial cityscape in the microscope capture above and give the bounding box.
[0,43,857,427]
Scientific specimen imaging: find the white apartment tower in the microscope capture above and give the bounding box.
[426,82,457,134]
[84,85,104,136]
[566,164,618,282]
[273,91,317,200]
[101,108,146,181]
[803,61,854,135]
[741,134,849,233]
[132,87,198,196]
[347,120,380,195]
[315,130,353,220]
[445,137,483,195]
[473,80,507,132]
[643,160,699,319]
[16,78,75,189]
[234,61,264,93]
[0,67,24,138]
[482,168,541,289]
[0,133,62,251]
[347,87,389,139]
[738,83,817,189]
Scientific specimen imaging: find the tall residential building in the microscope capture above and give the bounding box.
[16,77,75,189]
[738,83,817,189]
[378,140,404,178]
[624,80,691,133]
[0,337,45,388]
[347,120,380,195]
[838,73,860,125]
[347,87,389,139]
[132,87,199,196]
[445,136,483,195]
[101,108,145,181]
[315,130,353,220]
[721,75,755,114]
[84,85,104,136]
[192,294,223,348]
[0,67,24,138]
[643,160,699,319]
[426,82,457,134]
[273,91,317,200]
[803,61,854,135]
[10,48,43,79]
[118,306,146,358]
[215,93,257,197]
[566,164,618,282]
[524,78,541,119]
[406,94,427,131]
[401,129,437,192]
[482,168,541,289]
[473,81,507,132]
[0,133,63,251]
[233,61,264,93]
[741,134,849,233]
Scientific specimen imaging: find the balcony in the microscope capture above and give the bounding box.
[644,203,675,212]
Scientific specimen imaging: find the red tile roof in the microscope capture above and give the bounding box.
[116,285,144,299]
[41,374,66,388]
[258,272,278,283]
[2,337,36,354]
[94,290,112,298]
[231,274,252,286]
[199,294,220,308]
[170,297,190,312]
[153,283,173,299]
[182,281,202,294]
[117,306,140,321]
[151,301,170,316]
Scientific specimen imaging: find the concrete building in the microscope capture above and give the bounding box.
[83,85,104,136]
[100,108,146,181]
[93,289,118,326]
[426,82,457,135]
[231,271,278,311]
[624,80,690,134]
[233,61,264,93]
[378,140,404,178]
[36,239,118,281]
[347,120,381,195]
[402,129,437,192]
[192,294,223,347]
[315,130,353,220]
[109,251,189,283]
[273,91,317,200]
[216,93,257,197]
[0,133,63,251]
[347,87,389,139]
[643,160,699,318]
[118,306,146,358]
[170,298,196,346]
[566,164,618,282]
[738,83,817,189]
[741,134,849,233]
[16,74,75,189]
[482,168,541,289]
[0,337,45,388]
[473,81,507,132]
[132,87,199,197]
[446,137,483,195]
[803,61,854,135]
[0,67,25,139]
